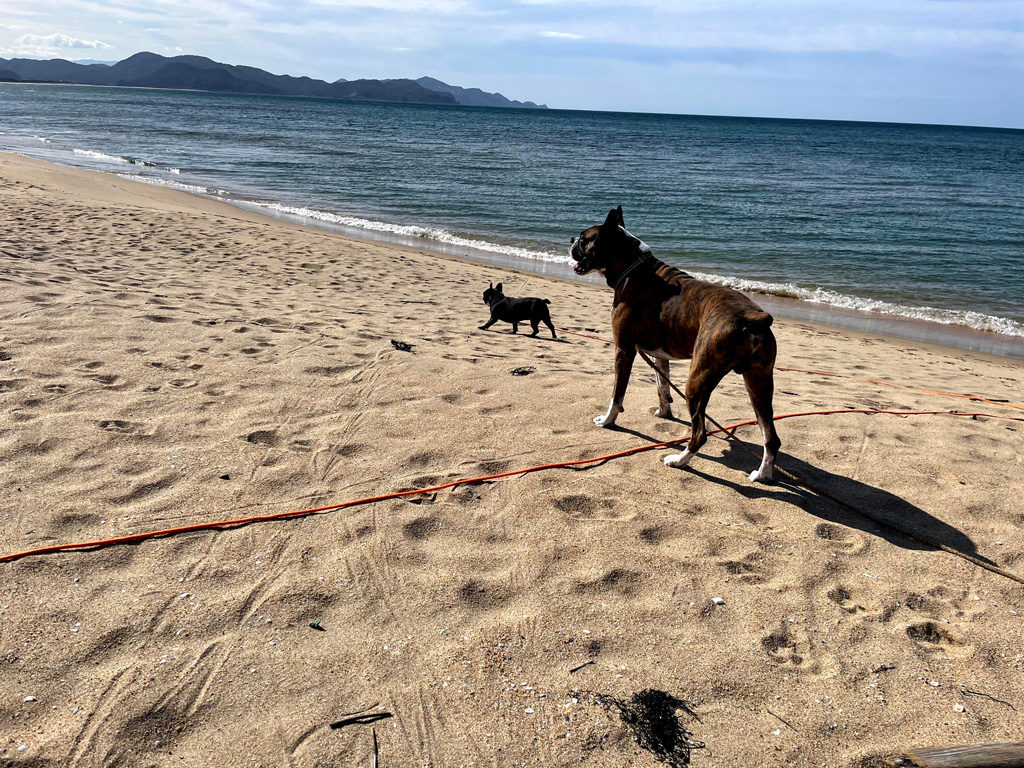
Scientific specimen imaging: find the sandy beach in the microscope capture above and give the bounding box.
[1,151,1022,767]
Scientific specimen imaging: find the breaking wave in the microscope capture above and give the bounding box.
[686,271,1024,337]
[241,200,578,266]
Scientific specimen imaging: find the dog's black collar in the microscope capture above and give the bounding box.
[611,251,653,291]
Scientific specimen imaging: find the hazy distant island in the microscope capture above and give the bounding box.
[0,51,548,109]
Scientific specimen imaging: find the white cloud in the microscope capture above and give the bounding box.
[540,31,584,39]
[1,32,111,57]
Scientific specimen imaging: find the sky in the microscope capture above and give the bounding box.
[1,0,1022,128]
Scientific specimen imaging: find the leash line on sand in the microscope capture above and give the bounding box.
[634,348,1024,586]
[2,407,1023,585]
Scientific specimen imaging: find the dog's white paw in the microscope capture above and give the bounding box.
[654,407,673,419]
[594,401,621,428]
[748,467,775,483]
[663,450,693,468]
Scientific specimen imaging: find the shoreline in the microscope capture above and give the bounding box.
[4,146,1023,360]
[231,190,1024,361]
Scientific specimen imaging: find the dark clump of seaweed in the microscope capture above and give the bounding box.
[595,688,704,767]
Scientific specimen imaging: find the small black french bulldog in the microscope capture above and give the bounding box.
[480,282,557,339]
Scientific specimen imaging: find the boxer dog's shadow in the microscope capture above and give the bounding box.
[689,442,989,561]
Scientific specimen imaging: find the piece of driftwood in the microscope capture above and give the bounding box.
[907,742,1024,768]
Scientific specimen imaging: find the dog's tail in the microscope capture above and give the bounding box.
[734,309,776,374]
[741,309,773,330]
[543,299,551,305]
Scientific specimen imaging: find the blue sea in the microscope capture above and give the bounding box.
[2,83,1022,352]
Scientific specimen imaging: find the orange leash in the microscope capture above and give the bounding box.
[1,408,1021,566]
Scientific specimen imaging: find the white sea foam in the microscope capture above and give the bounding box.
[246,200,577,266]
[32,135,50,143]
[73,147,128,163]
[118,173,230,197]
[169,167,181,174]
[687,270,1024,337]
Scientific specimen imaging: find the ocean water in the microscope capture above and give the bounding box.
[2,83,1022,347]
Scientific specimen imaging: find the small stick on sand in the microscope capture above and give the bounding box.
[960,687,1017,711]
[767,709,799,733]
[569,659,595,674]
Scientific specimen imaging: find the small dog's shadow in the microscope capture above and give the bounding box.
[477,328,570,344]
[687,442,989,562]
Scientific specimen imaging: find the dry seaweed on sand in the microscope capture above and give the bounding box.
[594,688,705,767]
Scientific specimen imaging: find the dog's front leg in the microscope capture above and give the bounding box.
[594,344,635,427]
[652,356,673,419]
[479,312,498,331]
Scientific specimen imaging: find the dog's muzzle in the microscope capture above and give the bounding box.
[569,239,591,275]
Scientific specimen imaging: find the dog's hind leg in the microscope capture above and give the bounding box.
[742,366,781,483]
[529,319,540,337]
[541,307,557,339]
[663,361,725,468]
[594,344,636,427]
[651,356,673,418]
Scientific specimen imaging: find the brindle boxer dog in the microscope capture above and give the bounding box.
[570,206,781,482]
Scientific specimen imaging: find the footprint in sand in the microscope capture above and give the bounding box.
[402,515,439,540]
[574,568,643,597]
[107,473,178,505]
[638,524,675,545]
[97,419,147,435]
[407,450,440,467]
[761,622,819,671]
[456,579,510,610]
[86,373,124,388]
[720,552,770,584]
[553,494,595,516]
[813,522,869,554]
[826,585,869,614]
[244,429,279,446]
[905,621,968,658]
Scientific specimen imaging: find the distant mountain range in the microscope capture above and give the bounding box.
[0,52,547,109]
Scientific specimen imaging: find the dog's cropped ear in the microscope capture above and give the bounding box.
[603,205,624,229]
[495,282,503,292]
